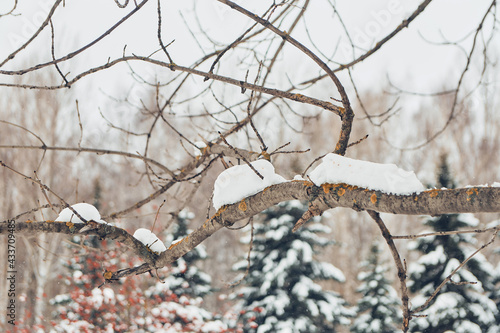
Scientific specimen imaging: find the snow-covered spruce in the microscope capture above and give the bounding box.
[133,228,167,253]
[212,159,286,210]
[351,243,401,333]
[408,158,498,332]
[146,210,212,298]
[232,201,354,332]
[309,153,425,194]
[55,203,107,224]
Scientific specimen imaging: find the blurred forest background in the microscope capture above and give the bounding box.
[1,0,500,332]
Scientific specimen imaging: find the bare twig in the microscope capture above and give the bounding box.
[216,0,354,155]
[0,0,18,17]
[0,144,174,176]
[114,0,129,8]
[347,134,369,148]
[156,0,174,64]
[0,0,64,68]
[393,226,499,239]
[75,100,83,149]
[151,200,166,232]
[0,161,84,223]
[368,210,411,332]
[292,202,324,232]
[412,226,499,314]
[49,18,69,86]
[0,0,150,73]
[218,131,264,180]
[227,217,254,287]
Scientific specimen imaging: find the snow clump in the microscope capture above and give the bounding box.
[309,153,425,194]
[133,228,167,253]
[55,203,107,224]
[213,159,286,210]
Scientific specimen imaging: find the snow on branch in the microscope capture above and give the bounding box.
[308,154,425,194]
[212,159,286,210]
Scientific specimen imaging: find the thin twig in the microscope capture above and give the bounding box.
[0,161,84,223]
[114,0,129,8]
[226,217,254,287]
[49,18,69,86]
[393,226,499,239]
[246,62,268,153]
[368,210,411,332]
[347,134,369,148]
[0,120,46,146]
[151,200,166,232]
[0,144,174,176]
[0,0,64,68]
[75,100,83,149]
[157,0,174,64]
[412,226,499,314]
[218,132,264,179]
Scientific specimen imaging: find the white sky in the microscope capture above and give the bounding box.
[1,1,495,81]
[0,0,497,136]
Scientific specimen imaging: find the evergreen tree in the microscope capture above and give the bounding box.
[351,243,401,333]
[50,235,147,332]
[408,156,498,332]
[233,201,353,332]
[489,232,500,333]
[50,205,229,332]
[146,209,212,299]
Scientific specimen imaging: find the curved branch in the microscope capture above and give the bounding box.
[3,182,499,281]
[368,210,410,332]
[0,0,150,73]
[0,56,344,116]
[0,0,63,68]
[0,144,174,176]
[337,0,434,71]
[0,0,18,18]
[215,0,354,155]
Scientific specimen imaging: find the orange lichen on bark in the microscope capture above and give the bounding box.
[466,187,479,201]
[321,183,358,195]
[238,200,247,212]
[425,189,440,198]
[301,180,314,187]
[321,183,337,193]
[168,237,185,250]
[260,151,271,161]
[370,193,378,204]
[214,206,227,217]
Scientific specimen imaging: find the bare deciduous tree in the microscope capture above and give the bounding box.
[1,1,499,331]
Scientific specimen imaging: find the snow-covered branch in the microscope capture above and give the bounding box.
[2,181,499,280]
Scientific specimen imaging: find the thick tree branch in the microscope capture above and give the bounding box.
[3,183,499,280]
